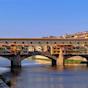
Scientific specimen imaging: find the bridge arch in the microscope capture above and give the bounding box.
[21,51,56,60]
[21,55,51,65]
[64,55,88,64]
[0,56,10,66]
[66,56,87,61]
[21,51,57,66]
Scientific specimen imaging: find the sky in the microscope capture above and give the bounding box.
[0,0,88,38]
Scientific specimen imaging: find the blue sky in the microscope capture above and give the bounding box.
[0,0,88,38]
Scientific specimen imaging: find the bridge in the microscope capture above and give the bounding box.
[0,38,88,69]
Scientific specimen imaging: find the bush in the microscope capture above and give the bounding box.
[65,59,81,64]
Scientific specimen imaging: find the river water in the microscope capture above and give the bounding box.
[0,58,88,88]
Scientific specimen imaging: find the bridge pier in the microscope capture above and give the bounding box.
[56,48,64,66]
[52,59,56,66]
[11,59,21,68]
[57,55,64,65]
[11,55,21,69]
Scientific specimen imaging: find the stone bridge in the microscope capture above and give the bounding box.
[0,38,88,68]
[0,50,62,68]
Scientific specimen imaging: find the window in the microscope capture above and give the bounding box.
[22,42,25,44]
[77,42,79,44]
[62,42,64,44]
[54,51,56,53]
[5,41,8,44]
[85,42,87,44]
[46,42,49,44]
[69,42,72,44]
[14,41,16,44]
[53,47,56,49]
[54,42,57,44]
[30,42,33,44]
[38,42,41,44]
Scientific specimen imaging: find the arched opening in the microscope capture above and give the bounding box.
[5,41,8,44]
[30,42,33,44]
[67,56,87,61]
[22,42,25,44]
[0,56,10,67]
[0,57,10,74]
[21,55,51,66]
[65,56,87,64]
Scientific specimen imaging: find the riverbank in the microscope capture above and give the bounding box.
[0,79,9,88]
[0,75,10,88]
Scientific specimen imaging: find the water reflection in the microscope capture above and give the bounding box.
[0,67,10,74]
[1,58,88,88]
[8,64,88,88]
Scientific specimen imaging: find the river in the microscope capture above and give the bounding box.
[0,58,88,88]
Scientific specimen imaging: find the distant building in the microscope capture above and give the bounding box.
[42,31,88,39]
